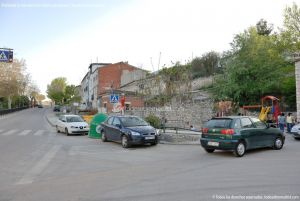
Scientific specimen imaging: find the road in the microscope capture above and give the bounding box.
[0,107,299,201]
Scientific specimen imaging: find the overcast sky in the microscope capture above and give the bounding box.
[0,0,297,95]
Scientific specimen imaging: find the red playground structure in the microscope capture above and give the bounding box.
[242,96,280,124]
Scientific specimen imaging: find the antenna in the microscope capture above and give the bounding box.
[150,57,154,72]
[158,52,161,71]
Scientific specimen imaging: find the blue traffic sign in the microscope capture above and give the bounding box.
[110,94,119,103]
[0,50,13,62]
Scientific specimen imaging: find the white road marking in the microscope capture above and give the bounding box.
[2,129,18,136]
[18,130,32,136]
[33,130,45,136]
[16,145,61,185]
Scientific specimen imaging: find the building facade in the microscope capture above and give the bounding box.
[97,62,147,113]
[80,63,111,110]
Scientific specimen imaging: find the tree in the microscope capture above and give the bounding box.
[36,94,46,105]
[0,59,29,109]
[256,19,273,36]
[213,26,294,107]
[280,3,300,52]
[191,51,220,78]
[64,84,81,104]
[46,77,67,104]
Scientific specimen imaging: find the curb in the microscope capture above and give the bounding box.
[159,140,200,145]
[45,114,55,127]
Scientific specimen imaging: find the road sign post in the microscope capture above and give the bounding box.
[0,48,13,63]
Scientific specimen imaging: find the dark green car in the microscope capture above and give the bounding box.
[200,116,285,157]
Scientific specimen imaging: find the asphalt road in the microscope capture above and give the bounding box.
[0,107,299,201]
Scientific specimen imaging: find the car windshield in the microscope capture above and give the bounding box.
[120,117,148,127]
[205,118,233,128]
[66,116,84,123]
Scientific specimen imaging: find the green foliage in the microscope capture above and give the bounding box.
[145,114,161,129]
[256,19,273,36]
[213,24,296,108]
[64,85,81,104]
[191,51,220,78]
[283,3,300,48]
[47,77,67,104]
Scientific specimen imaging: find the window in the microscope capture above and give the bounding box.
[241,118,254,128]
[107,117,114,125]
[205,118,232,128]
[112,117,121,126]
[120,116,148,127]
[233,119,241,129]
[251,117,267,129]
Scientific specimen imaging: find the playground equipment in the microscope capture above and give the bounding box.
[242,96,280,124]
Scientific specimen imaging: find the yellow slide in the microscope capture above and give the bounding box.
[259,106,271,121]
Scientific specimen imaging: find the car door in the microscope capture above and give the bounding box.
[58,116,65,131]
[240,117,261,149]
[250,117,269,147]
[104,117,115,141]
[111,117,122,142]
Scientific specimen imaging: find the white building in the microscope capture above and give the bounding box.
[80,63,111,110]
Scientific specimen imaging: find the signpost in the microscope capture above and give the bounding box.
[110,94,119,103]
[0,48,13,63]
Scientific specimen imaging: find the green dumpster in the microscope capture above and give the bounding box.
[88,113,108,139]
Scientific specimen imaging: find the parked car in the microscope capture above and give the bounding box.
[291,123,300,139]
[100,115,159,148]
[56,114,89,135]
[200,116,285,157]
[53,105,60,112]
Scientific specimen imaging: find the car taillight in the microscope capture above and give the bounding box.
[221,129,234,135]
[202,128,209,133]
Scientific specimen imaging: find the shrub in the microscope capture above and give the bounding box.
[145,114,160,128]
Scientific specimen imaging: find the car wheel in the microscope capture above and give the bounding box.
[234,141,246,157]
[65,128,69,136]
[205,148,215,153]
[273,137,283,150]
[101,131,107,142]
[121,135,130,148]
[56,126,60,133]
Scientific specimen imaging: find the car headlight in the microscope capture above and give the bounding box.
[131,131,141,136]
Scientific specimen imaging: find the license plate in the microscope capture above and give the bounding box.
[145,136,155,140]
[208,141,219,147]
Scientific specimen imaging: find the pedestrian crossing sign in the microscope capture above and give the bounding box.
[110,94,119,103]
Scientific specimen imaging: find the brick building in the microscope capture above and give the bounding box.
[97,62,147,113]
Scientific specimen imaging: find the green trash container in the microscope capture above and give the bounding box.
[88,113,108,139]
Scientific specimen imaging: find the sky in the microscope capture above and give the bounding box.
[0,0,297,95]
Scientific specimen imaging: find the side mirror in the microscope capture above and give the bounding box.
[115,124,122,129]
[62,120,66,122]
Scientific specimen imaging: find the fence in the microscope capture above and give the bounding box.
[0,107,28,116]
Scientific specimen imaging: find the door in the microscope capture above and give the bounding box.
[240,117,261,149]
[250,117,269,147]
[104,117,115,140]
[111,117,122,142]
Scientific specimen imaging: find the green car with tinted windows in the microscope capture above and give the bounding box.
[200,116,285,157]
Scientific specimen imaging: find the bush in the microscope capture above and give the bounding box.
[145,114,160,128]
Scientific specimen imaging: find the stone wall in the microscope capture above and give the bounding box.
[128,91,214,130]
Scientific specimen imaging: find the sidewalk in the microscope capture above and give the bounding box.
[45,111,58,127]
[45,111,201,145]
[159,129,201,145]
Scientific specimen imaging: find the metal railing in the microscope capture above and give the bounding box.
[0,107,28,116]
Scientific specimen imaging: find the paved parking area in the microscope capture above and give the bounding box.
[0,108,299,201]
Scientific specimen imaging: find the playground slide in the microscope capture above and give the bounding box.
[259,107,271,121]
